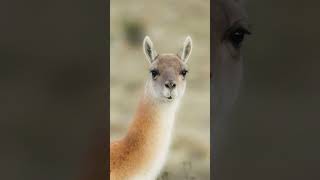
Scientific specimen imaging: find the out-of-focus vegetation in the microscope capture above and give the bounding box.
[110,0,210,179]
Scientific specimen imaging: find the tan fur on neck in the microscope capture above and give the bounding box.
[110,95,178,180]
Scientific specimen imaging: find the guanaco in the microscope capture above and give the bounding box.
[110,36,192,180]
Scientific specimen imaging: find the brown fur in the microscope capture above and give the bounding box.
[110,95,168,179]
[150,54,187,84]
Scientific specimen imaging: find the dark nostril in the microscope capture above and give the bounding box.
[165,81,176,89]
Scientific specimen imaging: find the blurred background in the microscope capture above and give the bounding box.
[110,0,210,179]
[0,0,107,179]
[215,1,320,180]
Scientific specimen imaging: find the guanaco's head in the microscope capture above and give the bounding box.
[143,36,192,103]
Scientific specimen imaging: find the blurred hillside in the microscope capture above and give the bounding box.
[110,0,210,179]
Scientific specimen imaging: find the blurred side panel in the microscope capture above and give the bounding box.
[0,0,109,179]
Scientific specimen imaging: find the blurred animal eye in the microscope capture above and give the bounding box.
[180,69,188,77]
[229,28,251,49]
[150,69,159,79]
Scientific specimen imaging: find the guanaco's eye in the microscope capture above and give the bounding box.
[229,28,251,49]
[150,69,159,79]
[180,69,188,77]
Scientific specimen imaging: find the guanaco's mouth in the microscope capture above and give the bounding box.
[161,95,174,101]
[164,96,175,102]
[162,92,176,101]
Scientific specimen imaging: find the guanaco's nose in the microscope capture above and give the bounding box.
[165,80,176,90]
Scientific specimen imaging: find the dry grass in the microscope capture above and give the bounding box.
[110,0,210,179]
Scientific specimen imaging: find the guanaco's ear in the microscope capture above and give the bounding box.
[143,36,158,64]
[179,36,192,63]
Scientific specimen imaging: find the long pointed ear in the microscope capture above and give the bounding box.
[180,36,192,63]
[143,36,158,64]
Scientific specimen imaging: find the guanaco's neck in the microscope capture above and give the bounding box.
[127,93,179,143]
[113,90,180,179]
